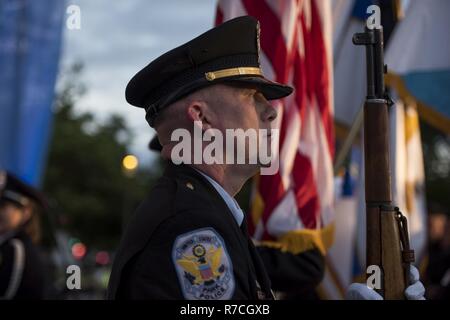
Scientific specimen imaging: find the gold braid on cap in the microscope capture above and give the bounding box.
[205,67,262,81]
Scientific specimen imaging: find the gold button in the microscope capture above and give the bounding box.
[186,182,194,190]
[205,72,215,81]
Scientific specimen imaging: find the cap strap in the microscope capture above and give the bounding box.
[2,190,29,207]
[205,67,262,81]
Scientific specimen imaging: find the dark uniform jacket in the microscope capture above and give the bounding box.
[107,162,273,300]
[257,246,324,299]
[0,230,45,299]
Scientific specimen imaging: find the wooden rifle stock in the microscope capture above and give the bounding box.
[353,27,415,299]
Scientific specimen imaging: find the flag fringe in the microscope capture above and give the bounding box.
[258,223,335,255]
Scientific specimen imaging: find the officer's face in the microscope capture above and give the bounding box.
[0,201,29,234]
[209,84,277,167]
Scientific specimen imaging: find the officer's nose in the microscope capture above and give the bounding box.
[261,101,277,123]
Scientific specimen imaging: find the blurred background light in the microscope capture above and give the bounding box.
[71,242,87,260]
[95,251,110,265]
[122,154,139,171]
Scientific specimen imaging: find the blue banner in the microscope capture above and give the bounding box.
[0,0,65,186]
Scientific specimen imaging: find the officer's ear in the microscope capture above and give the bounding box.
[186,100,213,130]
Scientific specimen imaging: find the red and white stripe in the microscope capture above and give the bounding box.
[216,0,334,241]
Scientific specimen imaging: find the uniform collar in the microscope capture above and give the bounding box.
[193,168,244,227]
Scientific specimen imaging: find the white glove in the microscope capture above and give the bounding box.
[346,265,425,300]
[405,265,426,300]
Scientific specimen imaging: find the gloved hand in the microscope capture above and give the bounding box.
[346,265,425,300]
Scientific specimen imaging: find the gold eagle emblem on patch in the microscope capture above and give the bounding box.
[177,244,223,284]
[172,228,234,299]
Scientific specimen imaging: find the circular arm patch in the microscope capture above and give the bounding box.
[172,227,235,300]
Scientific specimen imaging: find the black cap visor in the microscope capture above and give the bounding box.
[222,76,293,100]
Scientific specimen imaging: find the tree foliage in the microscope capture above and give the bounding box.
[43,64,160,249]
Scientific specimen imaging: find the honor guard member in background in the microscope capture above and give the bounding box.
[108,16,296,300]
[0,171,47,299]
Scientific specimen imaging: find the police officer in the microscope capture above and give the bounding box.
[0,171,47,299]
[108,16,295,300]
[108,14,427,301]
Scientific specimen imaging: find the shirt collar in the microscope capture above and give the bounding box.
[194,169,244,227]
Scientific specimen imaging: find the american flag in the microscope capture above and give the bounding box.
[216,0,335,255]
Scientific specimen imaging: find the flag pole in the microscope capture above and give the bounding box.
[333,105,363,175]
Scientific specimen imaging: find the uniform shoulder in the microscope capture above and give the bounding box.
[0,237,26,297]
[123,172,216,246]
[0,238,17,267]
[136,172,215,219]
[0,236,25,260]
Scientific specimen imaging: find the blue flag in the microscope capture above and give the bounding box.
[0,0,65,186]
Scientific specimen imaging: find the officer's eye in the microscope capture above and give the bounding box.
[241,88,257,97]
[254,92,266,103]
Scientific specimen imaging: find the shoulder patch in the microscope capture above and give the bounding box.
[172,227,234,300]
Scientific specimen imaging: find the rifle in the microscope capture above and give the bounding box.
[352,26,415,299]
